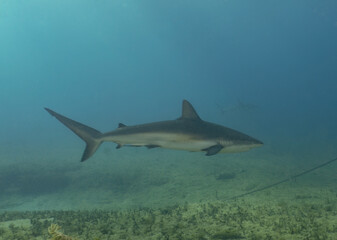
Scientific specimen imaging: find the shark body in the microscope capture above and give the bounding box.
[45,100,263,161]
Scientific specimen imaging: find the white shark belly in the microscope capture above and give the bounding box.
[160,140,216,151]
[103,132,216,152]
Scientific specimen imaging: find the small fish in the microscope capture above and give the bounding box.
[45,100,263,161]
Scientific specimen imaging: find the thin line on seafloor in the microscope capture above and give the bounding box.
[225,156,337,201]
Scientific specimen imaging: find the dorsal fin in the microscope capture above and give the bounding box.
[180,100,201,120]
[118,123,127,128]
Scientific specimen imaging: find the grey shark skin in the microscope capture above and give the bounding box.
[45,100,263,162]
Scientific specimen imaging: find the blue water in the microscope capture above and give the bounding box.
[0,0,337,211]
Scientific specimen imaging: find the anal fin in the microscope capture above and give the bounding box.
[146,145,160,149]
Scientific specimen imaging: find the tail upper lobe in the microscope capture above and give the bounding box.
[45,108,102,161]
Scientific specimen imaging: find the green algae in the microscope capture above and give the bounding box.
[212,229,243,239]
[0,198,336,240]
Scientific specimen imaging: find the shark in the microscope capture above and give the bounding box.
[45,100,263,162]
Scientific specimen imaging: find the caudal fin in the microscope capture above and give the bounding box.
[45,108,102,162]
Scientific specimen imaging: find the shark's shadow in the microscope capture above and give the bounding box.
[0,166,70,196]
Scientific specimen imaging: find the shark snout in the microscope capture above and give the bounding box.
[250,138,263,148]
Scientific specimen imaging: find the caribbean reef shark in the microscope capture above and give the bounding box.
[45,100,263,162]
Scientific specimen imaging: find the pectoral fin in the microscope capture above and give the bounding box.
[203,144,223,156]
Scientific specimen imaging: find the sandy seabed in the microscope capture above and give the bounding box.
[0,145,336,239]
